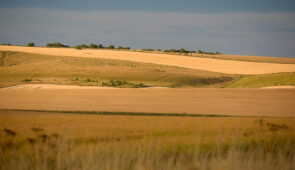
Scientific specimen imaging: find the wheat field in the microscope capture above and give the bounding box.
[1,110,295,170]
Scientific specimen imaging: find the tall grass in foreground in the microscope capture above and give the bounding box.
[1,136,295,170]
[1,112,295,170]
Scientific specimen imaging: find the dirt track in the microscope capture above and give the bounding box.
[1,46,295,74]
[1,88,294,117]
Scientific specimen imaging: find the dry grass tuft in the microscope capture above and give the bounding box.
[3,128,17,137]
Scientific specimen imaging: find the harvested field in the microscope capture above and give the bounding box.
[261,86,295,89]
[190,53,295,64]
[140,50,295,64]
[0,88,294,117]
[1,45,295,74]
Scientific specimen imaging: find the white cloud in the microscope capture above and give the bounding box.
[0,8,295,57]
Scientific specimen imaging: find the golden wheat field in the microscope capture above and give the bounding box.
[1,110,295,170]
[1,46,295,170]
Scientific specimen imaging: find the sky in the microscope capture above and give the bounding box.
[0,0,295,57]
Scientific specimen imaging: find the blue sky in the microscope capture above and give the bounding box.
[0,0,295,57]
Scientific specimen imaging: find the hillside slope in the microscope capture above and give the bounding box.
[1,46,295,74]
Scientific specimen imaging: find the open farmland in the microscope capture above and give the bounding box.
[1,46,295,170]
[1,50,295,89]
[1,45,295,74]
[0,88,295,117]
[1,1,295,169]
[0,47,295,117]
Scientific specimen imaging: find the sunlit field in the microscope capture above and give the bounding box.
[1,47,295,170]
[1,50,295,88]
[1,110,295,170]
[2,0,295,169]
[0,51,235,88]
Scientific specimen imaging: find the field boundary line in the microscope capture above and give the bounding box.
[0,109,266,118]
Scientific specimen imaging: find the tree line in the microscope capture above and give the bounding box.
[143,48,221,55]
[23,42,221,54]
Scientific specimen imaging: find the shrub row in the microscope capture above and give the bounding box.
[197,50,221,55]
[46,42,70,48]
[21,42,220,54]
[74,43,130,50]
[143,48,221,55]
[163,48,194,53]
[102,80,144,88]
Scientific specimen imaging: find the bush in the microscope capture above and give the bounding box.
[73,45,82,50]
[164,48,190,53]
[197,50,204,54]
[118,46,130,50]
[84,78,98,83]
[102,80,145,88]
[179,48,189,53]
[143,48,154,51]
[46,42,69,48]
[89,43,97,48]
[72,43,130,50]
[27,42,35,47]
[22,78,32,82]
[80,44,89,48]
[73,44,89,49]
[1,43,11,46]
[197,50,217,55]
